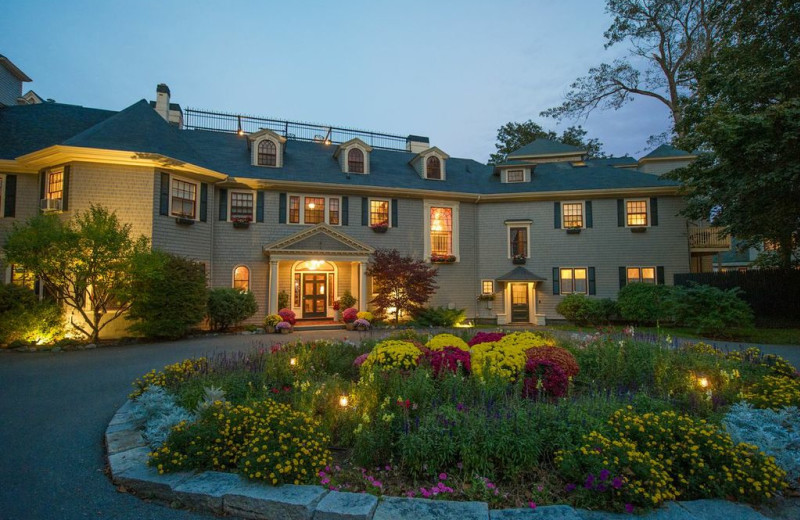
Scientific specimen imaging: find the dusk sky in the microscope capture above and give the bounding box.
[2,0,673,162]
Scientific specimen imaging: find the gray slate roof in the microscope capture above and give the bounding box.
[508,139,585,158]
[641,144,692,159]
[0,100,681,194]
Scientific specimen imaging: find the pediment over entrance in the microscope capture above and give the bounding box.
[263,224,374,256]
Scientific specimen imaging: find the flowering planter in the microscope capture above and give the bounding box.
[431,255,456,264]
[345,322,355,331]
[232,221,250,229]
[512,258,526,265]
[566,228,582,234]
[279,328,291,334]
[371,226,388,233]
[630,227,647,233]
[175,217,194,226]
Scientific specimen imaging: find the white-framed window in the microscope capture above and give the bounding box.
[170,176,198,219]
[560,267,588,294]
[369,198,390,227]
[507,169,524,183]
[257,139,278,167]
[626,266,656,285]
[348,148,365,173]
[625,199,649,227]
[481,280,494,295]
[287,194,342,226]
[229,190,255,222]
[562,201,584,229]
[233,265,250,292]
[506,222,530,259]
[424,200,459,261]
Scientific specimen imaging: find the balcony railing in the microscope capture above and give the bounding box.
[689,225,731,252]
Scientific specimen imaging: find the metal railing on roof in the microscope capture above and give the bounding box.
[183,107,411,151]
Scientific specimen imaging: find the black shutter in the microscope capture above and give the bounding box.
[199,183,208,222]
[159,173,170,215]
[617,199,625,227]
[4,175,16,217]
[341,196,349,226]
[585,201,593,228]
[391,199,398,227]
[256,191,265,223]
[278,193,287,223]
[657,266,665,285]
[552,267,560,295]
[650,197,659,226]
[361,197,368,226]
[554,202,561,229]
[619,267,627,289]
[588,267,596,295]
[61,166,70,211]
[218,188,228,221]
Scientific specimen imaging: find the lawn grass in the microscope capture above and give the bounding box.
[546,323,800,346]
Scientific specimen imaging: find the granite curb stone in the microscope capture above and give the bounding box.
[106,428,147,455]
[223,482,329,520]
[678,500,770,520]
[113,464,193,502]
[491,505,583,519]
[172,471,243,513]
[314,490,379,520]
[372,496,489,520]
[577,501,695,519]
[108,446,151,478]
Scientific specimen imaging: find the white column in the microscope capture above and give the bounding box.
[269,260,279,314]
[359,261,368,311]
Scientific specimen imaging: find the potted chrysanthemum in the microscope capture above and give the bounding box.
[343,308,358,330]
[264,314,282,333]
[276,321,293,334]
[353,318,371,331]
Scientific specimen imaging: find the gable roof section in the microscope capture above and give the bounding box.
[640,144,694,161]
[508,139,586,159]
[0,55,32,82]
[0,102,116,159]
[263,224,374,256]
[496,266,547,282]
[333,138,373,158]
[63,99,207,166]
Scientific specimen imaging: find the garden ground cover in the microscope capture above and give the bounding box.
[130,329,800,514]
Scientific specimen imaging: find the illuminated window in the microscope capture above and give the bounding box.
[507,170,524,182]
[560,267,587,294]
[627,267,656,284]
[170,179,197,219]
[426,156,441,179]
[11,264,35,290]
[626,200,648,226]
[233,266,250,292]
[347,148,364,173]
[563,202,584,228]
[47,169,63,200]
[481,280,494,295]
[257,140,277,166]
[370,199,389,227]
[304,197,325,224]
[230,192,254,220]
[289,196,300,223]
[328,198,340,225]
[430,207,452,255]
[509,227,528,258]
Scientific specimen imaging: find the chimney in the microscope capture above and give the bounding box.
[406,135,430,154]
[155,83,171,121]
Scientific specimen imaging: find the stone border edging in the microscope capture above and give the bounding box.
[106,400,772,520]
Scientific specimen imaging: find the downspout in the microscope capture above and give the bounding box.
[474,194,481,324]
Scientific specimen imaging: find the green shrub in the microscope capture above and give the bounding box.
[126,251,207,339]
[556,295,617,326]
[277,290,290,310]
[412,306,465,327]
[339,290,357,309]
[0,284,63,345]
[206,288,257,331]
[617,283,676,325]
[672,283,754,335]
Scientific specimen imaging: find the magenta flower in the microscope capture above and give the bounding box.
[439,473,447,481]
[612,477,623,490]
[624,504,634,514]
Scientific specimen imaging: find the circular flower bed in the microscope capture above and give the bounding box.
[360,340,422,371]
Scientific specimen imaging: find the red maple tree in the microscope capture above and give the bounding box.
[366,249,439,324]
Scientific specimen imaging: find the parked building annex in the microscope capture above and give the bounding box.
[0,57,731,332]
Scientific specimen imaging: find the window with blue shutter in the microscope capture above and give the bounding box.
[361,197,368,226]
[588,267,596,295]
[554,202,561,229]
[278,193,287,223]
[199,183,208,222]
[159,172,170,215]
[256,191,265,223]
[61,166,70,211]
[391,199,399,227]
[341,196,349,225]
[650,197,659,226]
[218,188,228,221]
[617,199,625,227]
[552,267,560,295]
[3,175,16,218]
[585,201,593,228]
[619,267,626,288]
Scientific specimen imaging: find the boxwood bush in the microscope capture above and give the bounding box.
[207,288,257,331]
[617,283,676,325]
[556,294,618,326]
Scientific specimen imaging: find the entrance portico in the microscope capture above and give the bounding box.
[263,224,374,316]
[495,266,547,326]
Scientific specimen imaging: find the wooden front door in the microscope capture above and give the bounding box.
[510,283,530,323]
[302,273,327,318]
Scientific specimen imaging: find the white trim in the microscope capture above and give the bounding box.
[232,264,251,292]
[503,281,536,324]
[559,266,589,294]
[626,266,657,284]
[252,135,284,168]
[423,199,460,262]
[481,279,494,295]
[367,197,392,228]
[506,222,531,259]
[343,144,370,175]
[286,193,342,226]
[503,168,529,183]
[424,154,446,181]
[228,189,256,222]
[289,260,338,317]
[169,174,200,221]
[624,197,650,228]
[561,200,586,229]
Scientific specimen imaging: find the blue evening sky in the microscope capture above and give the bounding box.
[1,0,672,161]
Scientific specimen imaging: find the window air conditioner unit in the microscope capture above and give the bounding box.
[40,198,63,212]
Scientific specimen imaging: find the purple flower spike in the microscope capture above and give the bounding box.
[612,477,623,490]
[584,473,595,489]
[565,483,576,493]
[599,469,610,481]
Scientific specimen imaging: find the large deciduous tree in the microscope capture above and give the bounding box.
[366,249,439,324]
[489,121,604,164]
[670,0,800,267]
[3,205,148,342]
[542,0,722,138]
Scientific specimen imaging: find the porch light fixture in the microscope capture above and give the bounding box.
[306,260,325,270]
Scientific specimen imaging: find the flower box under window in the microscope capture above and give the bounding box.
[232,217,252,229]
[431,254,456,264]
[512,255,527,265]
[630,227,647,233]
[175,217,195,226]
[370,223,389,233]
[566,227,582,234]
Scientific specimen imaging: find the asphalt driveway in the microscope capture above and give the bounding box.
[0,330,797,520]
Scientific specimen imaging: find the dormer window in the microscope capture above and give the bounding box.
[426,157,442,180]
[348,148,364,173]
[507,169,524,182]
[257,140,277,166]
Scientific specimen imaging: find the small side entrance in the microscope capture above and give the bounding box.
[302,273,327,318]
[510,283,530,323]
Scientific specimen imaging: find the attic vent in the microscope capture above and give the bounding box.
[571,161,587,168]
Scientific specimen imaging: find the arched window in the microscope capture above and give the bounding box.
[426,156,441,179]
[233,265,250,292]
[257,140,277,166]
[347,148,365,173]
